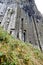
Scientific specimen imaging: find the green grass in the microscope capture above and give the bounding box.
[0,27,43,65]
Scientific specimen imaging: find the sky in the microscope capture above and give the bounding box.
[35,0,43,14]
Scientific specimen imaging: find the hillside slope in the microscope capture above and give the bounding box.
[0,27,43,65]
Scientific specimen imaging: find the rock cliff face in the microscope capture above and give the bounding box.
[16,0,42,20]
[23,0,41,18]
[15,0,43,51]
[0,0,43,51]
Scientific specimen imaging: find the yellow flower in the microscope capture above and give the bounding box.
[17,48,21,52]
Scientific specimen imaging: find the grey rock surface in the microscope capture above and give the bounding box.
[0,0,43,51]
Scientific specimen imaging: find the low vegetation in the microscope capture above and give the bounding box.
[0,27,43,65]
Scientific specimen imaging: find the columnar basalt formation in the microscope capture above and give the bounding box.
[0,0,43,51]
